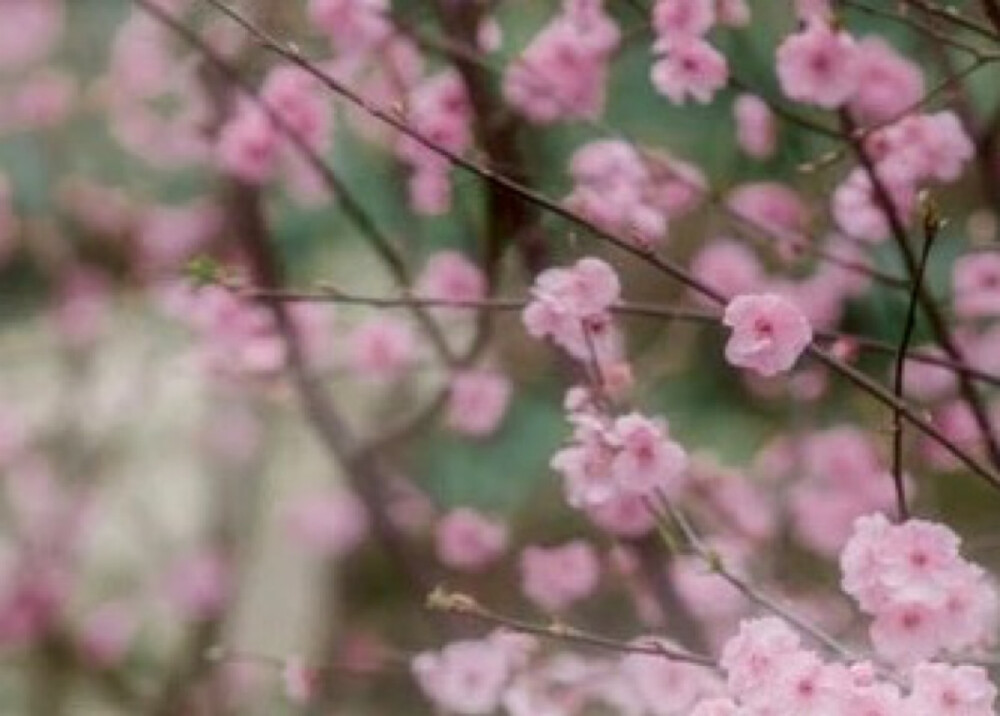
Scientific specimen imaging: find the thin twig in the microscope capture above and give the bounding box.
[229,283,1000,389]
[426,587,718,668]
[890,200,940,522]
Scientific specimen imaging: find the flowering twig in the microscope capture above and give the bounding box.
[425,587,718,668]
[226,282,1000,389]
[844,113,1000,473]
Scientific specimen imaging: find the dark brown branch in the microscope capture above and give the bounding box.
[844,113,1000,474]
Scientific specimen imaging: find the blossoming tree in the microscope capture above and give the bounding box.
[2,0,1000,713]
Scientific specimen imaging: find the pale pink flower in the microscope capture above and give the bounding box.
[503,0,619,123]
[522,257,622,362]
[164,551,231,620]
[308,0,390,55]
[726,182,808,243]
[953,253,1000,319]
[776,21,858,108]
[841,514,999,664]
[283,489,370,557]
[870,600,950,665]
[216,105,279,184]
[621,636,716,715]
[520,541,600,612]
[882,111,974,183]
[412,637,511,715]
[585,492,657,537]
[719,617,802,699]
[415,251,486,305]
[690,698,740,715]
[608,413,688,497]
[907,662,997,716]
[79,602,136,668]
[434,508,508,571]
[0,0,64,69]
[260,65,332,152]
[734,94,776,159]
[902,346,957,403]
[563,140,684,247]
[849,38,924,124]
[651,37,728,105]
[716,0,750,26]
[347,317,417,381]
[397,70,472,214]
[651,0,715,39]
[446,370,512,437]
[690,238,764,303]
[832,166,915,242]
[722,293,813,376]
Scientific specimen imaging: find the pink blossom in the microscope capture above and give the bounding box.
[882,111,974,183]
[621,636,716,714]
[776,21,858,108]
[180,285,287,377]
[849,38,924,124]
[954,253,1000,319]
[503,0,619,124]
[733,94,776,159]
[0,0,64,69]
[841,514,999,664]
[283,489,370,557]
[564,140,691,247]
[216,105,280,184]
[651,37,728,106]
[907,662,997,715]
[164,551,231,620]
[690,698,740,716]
[308,0,390,55]
[719,616,802,699]
[607,413,688,497]
[522,257,623,362]
[651,0,715,39]
[788,427,900,556]
[0,561,67,648]
[260,65,332,152]
[902,346,957,403]
[584,492,657,537]
[717,0,750,26]
[520,541,600,612]
[397,70,471,214]
[832,165,915,242]
[347,316,417,381]
[727,182,809,244]
[412,636,512,715]
[722,293,813,376]
[689,238,764,303]
[415,250,486,305]
[79,603,136,668]
[434,508,508,571]
[446,370,512,437]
